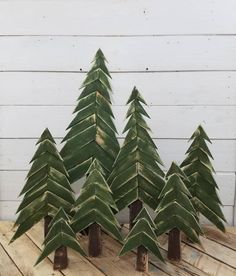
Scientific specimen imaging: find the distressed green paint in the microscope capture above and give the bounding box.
[108,87,165,211]
[180,125,226,232]
[120,207,164,262]
[155,164,203,244]
[11,128,75,242]
[71,159,122,241]
[61,49,119,183]
[35,208,85,265]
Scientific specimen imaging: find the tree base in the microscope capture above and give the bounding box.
[89,223,102,257]
[53,246,68,270]
[168,228,181,262]
[136,245,148,272]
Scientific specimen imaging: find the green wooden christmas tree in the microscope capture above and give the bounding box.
[154,162,203,261]
[180,125,226,232]
[108,87,165,223]
[35,207,85,268]
[120,207,164,271]
[71,159,122,257]
[11,128,75,241]
[60,49,120,183]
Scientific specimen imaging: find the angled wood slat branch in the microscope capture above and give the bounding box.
[180,125,226,233]
[60,49,120,183]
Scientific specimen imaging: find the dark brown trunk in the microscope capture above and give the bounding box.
[168,227,181,262]
[129,200,143,230]
[89,223,102,257]
[136,245,148,272]
[53,246,68,270]
[44,215,52,237]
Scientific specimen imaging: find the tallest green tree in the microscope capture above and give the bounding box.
[61,49,120,182]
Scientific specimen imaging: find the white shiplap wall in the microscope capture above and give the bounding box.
[0,0,235,224]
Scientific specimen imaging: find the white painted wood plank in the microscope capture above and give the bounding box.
[1,36,236,71]
[0,106,235,139]
[0,171,234,206]
[0,138,235,172]
[1,72,236,106]
[0,0,235,35]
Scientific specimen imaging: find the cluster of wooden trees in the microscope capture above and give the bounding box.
[11,49,226,272]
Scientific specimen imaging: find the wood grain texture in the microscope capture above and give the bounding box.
[0,244,22,276]
[1,36,236,71]
[0,0,235,35]
[27,222,105,276]
[0,222,62,276]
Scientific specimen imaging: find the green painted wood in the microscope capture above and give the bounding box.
[155,163,203,244]
[60,49,120,183]
[71,159,122,244]
[180,125,226,232]
[11,128,75,242]
[108,87,165,211]
[120,207,164,264]
[35,207,85,266]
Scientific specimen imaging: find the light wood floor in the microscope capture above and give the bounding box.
[0,221,235,276]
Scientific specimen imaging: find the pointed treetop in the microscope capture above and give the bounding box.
[48,207,70,227]
[133,207,156,229]
[158,173,192,201]
[189,125,211,143]
[126,87,147,105]
[94,48,107,61]
[36,128,56,145]
[86,158,106,176]
[166,162,189,182]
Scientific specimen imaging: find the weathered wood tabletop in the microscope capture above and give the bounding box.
[0,221,235,276]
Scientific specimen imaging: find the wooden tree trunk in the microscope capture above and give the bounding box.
[44,215,52,237]
[89,223,102,257]
[53,246,68,270]
[136,245,148,272]
[130,200,148,272]
[129,200,143,229]
[168,227,181,262]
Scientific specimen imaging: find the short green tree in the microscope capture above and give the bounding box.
[11,128,75,242]
[108,87,165,217]
[61,49,120,183]
[155,162,203,261]
[120,207,164,271]
[35,208,85,268]
[71,159,122,256]
[180,125,226,232]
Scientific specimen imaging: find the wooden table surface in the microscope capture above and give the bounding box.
[0,221,235,276]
